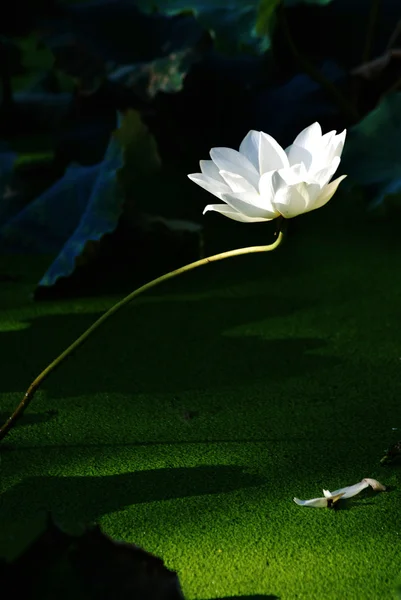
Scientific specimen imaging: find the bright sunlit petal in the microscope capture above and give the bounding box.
[188,122,347,223]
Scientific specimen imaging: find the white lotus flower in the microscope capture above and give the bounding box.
[188,122,347,222]
[294,478,386,508]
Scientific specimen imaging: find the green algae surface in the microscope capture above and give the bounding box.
[0,206,400,599]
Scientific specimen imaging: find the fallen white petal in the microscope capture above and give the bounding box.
[294,492,344,508]
[363,478,386,492]
[329,480,370,499]
[294,477,385,508]
[329,477,386,499]
[293,497,329,508]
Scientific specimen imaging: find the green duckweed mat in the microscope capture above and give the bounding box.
[0,205,400,599]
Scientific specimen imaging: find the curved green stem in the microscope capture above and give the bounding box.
[0,224,285,443]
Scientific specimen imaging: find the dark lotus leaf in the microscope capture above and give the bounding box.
[41,0,203,64]
[255,0,281,38]
[12,91,72,128]
[1,33,54,93]
[273,0,399,77]
[108,47,201,100]
[351,49,401,82]
[1,519,183,600]
[342,92,401,184]
[13,34,53,89]
[284,0,333,5]
[134,0,271,54]
[248,61,345,144]
[0,518,77,599]
[351,49,401,113]
[0,115,126,287]
[0,127,122,254]
[0,0,59,37]
[41,30,107,94]
[72,526,184,600]
[341,92,401,213]
[0,151,17,226]
[381,440,401,464]
[0,89,74,144]
[38,2,204,96]
[369,178,401,215]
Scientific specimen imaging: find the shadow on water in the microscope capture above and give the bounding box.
[0,465,266,526]
[206,596,279,599]
[0,411,58,428]
[0,293,339,397]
